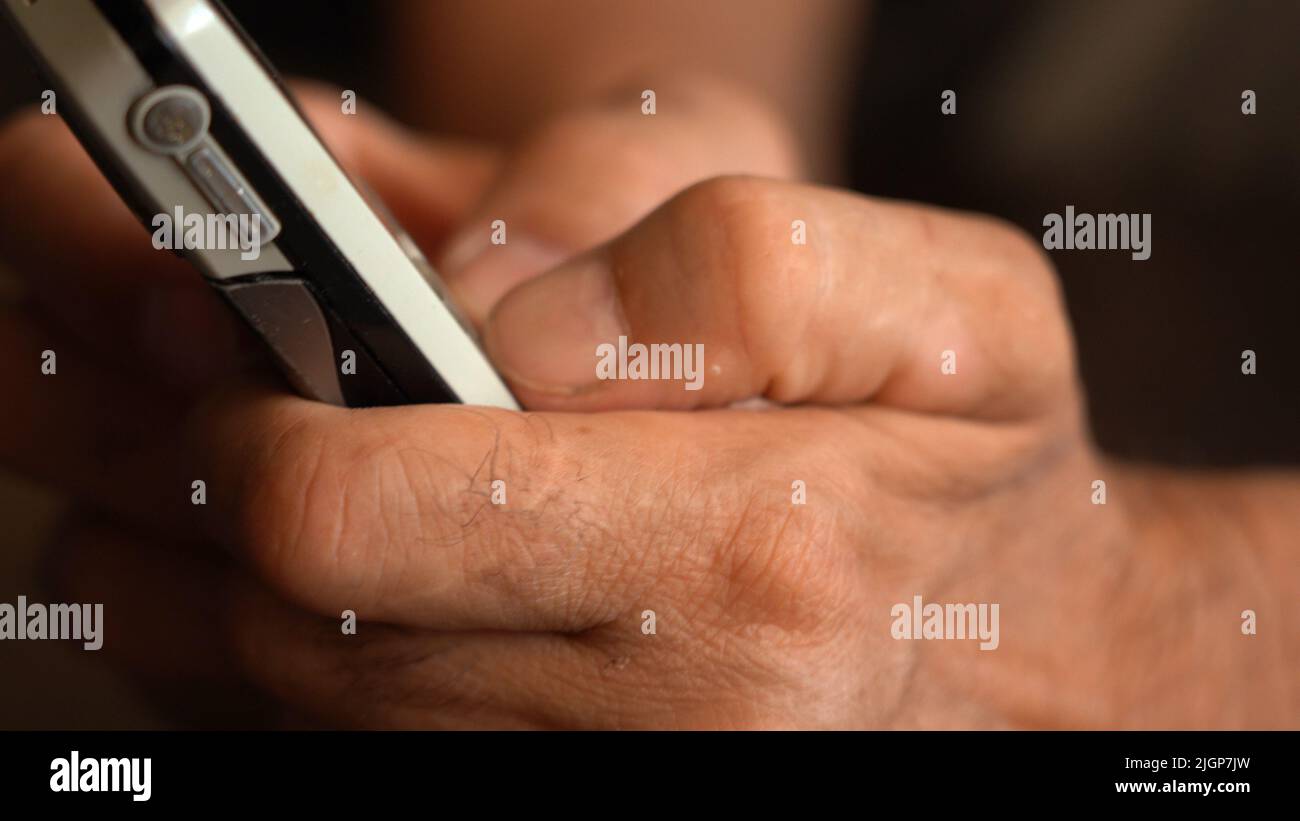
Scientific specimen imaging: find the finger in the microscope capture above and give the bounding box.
[227,582,595,729]
[483,176,1075,421]
[186,388,833,634]
[436,77,800,325]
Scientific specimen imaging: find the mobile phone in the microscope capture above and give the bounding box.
[2,0,519,409]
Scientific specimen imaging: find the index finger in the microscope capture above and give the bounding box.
[185,388,840,633]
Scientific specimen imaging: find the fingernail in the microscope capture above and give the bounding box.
[439,228,567,325]
[484,255,625,394]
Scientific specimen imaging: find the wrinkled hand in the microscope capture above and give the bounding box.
[0,82,1277,728]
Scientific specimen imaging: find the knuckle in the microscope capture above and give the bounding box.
[666,176,813,368]
[672,175,789,239]
[718,494,852,634]
[980,214,1063,301]
[700,432,858,635]
[977,216,1077,393]
[922,211,1075,415]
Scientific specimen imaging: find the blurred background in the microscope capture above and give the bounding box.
[1,0,1296,727]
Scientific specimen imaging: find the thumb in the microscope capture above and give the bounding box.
[483,176,1074,422]
[435,76,800,326]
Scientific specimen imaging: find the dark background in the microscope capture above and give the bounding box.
[848,1,1298,466]
[1,0,1294,465]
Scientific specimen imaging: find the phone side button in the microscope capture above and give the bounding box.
[215,278,346,405]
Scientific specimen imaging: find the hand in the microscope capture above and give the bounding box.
[0,75,796,524]
[2,87,1288,728]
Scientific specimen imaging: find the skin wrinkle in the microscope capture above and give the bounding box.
[770,504,839,616]
[747,504,807,616]
[848,409,1055,506]
[527,449,618,628]
[536,489,603,628]
[599,448,675,617]
[370,442,428,611]
[726,506,836,636]
[573,518,624,630]
[766,504,854,639]
[336,432,375,606]
[390,446,471,548]
[249,412,331,603]
[629,517,705,626]
[689,611,801,724]
[658,436,722,589]
[714,490,762,614]
[598,493,664,621]
[340,422,394,606]
[508,413,570,530]
[557,508,623,630]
